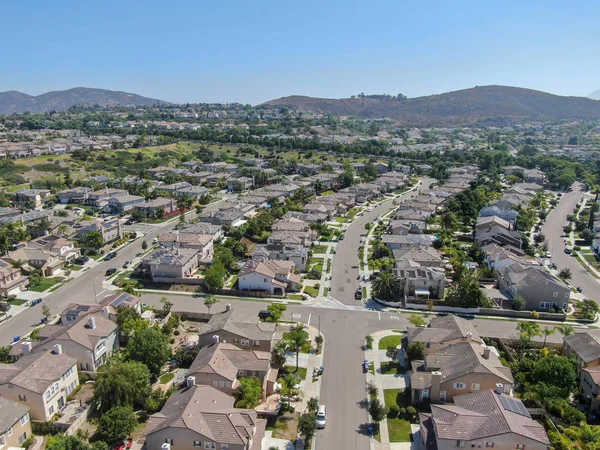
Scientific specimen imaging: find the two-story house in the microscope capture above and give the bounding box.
[404,315,483,355]
[238,260,300,295]
[0,259,28,296]
[0,397,32,448]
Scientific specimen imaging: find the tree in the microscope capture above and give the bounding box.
[46,435,107,450]
[41,304,51,319]
[559,268,572,280]
[533,233,545,244]
[528,355,577,398]
[554,324,574,337]
[285,323,310,371]
[386,344,399,362]
[204,262,227,289]
[298,413,317,443]
[271,340,288,367]
[94,361,151,412]
[408,315,426,327]
[372,271,403,301]
[580,228,597,242]
[204,295,219,314]
[127,327,172,375]
[517,322,541,345]
[512,294,526,311]
[368,398,387,424]
[235,377,261,408]
[116,306,147,342]
[340,170,354,188]
[97,406,137,443]
[307,397,319,413]
[541,327,556,347]
[266,303,287,322]
[407,342,424,362]
[160,297,172,317]
[576,299,600,320]
[79,231,104,250]
[141,240,148,250]
[444,272,490,308]
[0,346,11,363]
[28,269,42,287]
[213,245,234,268]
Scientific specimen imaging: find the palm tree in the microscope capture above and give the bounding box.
[372,271,403,301]
[271,340,288,367]
[541,327,555,347]
[554,324,574,337]
[56,224,71,237]
[286,323,309,371]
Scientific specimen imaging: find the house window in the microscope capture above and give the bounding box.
[439,391,447,402]
[539,302,551,309]
[456,441,465,448]
[516,445,525,450]
[18,432,27,445]
[165,438,174,445]
[18,395,26,402]
[254,340,260,346]
[213,381,219,387]
[0,436,5,445]
[194,441,201,447]
[422,389,429,399]
[486,443,495,448]
[564,292,569,298]
[7,426,12,437]
[49,406,54,415]
[453,382,466,389]
[241,339,250,346]
[221,445,229,450]
[471,383,480,391]
[553,292,558,297]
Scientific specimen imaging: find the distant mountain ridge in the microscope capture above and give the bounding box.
[588,89,600,100]
[264,85,600,126]
[0,87,166,114]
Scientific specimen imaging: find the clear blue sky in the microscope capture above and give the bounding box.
[2,0,599,104]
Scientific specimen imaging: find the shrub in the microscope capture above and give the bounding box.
[170,338,175,344]
[406,406,417,420]
[389,404,400,418]
[398,407,406,418]
[173,330,180,336]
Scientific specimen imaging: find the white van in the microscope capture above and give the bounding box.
[316,404,327,429]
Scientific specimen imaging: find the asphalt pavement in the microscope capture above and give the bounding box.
[541,183,599,302]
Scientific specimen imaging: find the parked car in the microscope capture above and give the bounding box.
[123,261,130,268]
[545,251,552,259]
[316,404,327,429]
[106,268,117,276]
[565,246,573,254]
[74,256,89,265]
[362,359,369,373]
[355,288,363,300]
[577,287,583,293]
[258,310,273,320]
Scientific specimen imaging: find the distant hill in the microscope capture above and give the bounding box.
[264,85,600,126]
[588,90,600,100]
[0,87,166,114]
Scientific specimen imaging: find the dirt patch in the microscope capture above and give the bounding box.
[268,411,300,441]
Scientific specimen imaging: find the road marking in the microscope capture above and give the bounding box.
[390,315,399,320]
[378,312,381,320]
[307,313,311,327]
[96,289,106,298]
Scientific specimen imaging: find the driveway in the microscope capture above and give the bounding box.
[541,183,599,303]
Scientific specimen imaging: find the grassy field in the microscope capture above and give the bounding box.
[311,245,329,254]
[378,335,402,350]
[286,294,305,301]
[7,298,27,306]
[383,389,412,442]
[304,285,319,297]
[29,277,62,292]
[159,373,175,384]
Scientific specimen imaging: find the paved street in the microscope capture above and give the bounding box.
[541,183,599,302]
[331,177,435,305]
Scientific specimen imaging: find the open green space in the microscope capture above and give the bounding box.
[7,298,27,306]
[378,335,402,350]
[283,366,307,380]
[311,245,329,254]
[159,373,174,384]
[303,285,319,298]
[383,389,412,442]
[285,294,305,300]
[29,277,62,292]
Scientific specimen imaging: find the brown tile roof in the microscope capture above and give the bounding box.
[0,351,77,394]
[199,309,276,342]
[430,389,549,444]
[0,397,30,434]
[564,331,600,363]
[145,385,260,446]
[407,315,482,345]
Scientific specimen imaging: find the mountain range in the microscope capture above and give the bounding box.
[0,87,165,114]
[588,90,600,101]
[264,85,600,127]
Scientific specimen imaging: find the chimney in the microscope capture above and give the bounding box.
[87,317,96,329]
[430,371,442,402]
[225,304,231,312]
[186,376,195,388]
[21,342,32,355]
[103,306,109,319]
[161,444,171,450]
[53,344,63,355]
[496,383,504,395]
[483,347,491,359]
[212,335,220,345]
[466,332,472,341]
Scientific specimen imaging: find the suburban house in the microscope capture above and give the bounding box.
[107,194,146,213]
[0,349,79,420]
[481,243,536,270]
[2,248,64,277]
[0,259,28,296]
[393,247,443,268]
[404,315,483,355]
[156,182,192,195]
[158,231,216,260]
[14,189,51,209]
[76,219,123,245]
[388,220,426,235]
[57,187,93,204]
[197,308,276,352]
[409,341,514,404]
[133,197,177,217]
[199,202,254,226]
[497,263,571,311]
[227,177,253,192]
[187,341,276,397]
[393,260,445,299]
[420,389,550,450]
[24,235,80,261]
[10,314,118,372]
[475,215,512,232]
[251,244,309,271]
[144,384,265,450]
[475,225,523,249]
[381,235,435,250]
[479,204,519,222]
[175,185,210,199]
[0,397,32,448]
[140,247,199,282]
[60,292,141,325]
[562,331,600,368]
[86,188,129,208]
[238,260,300,295]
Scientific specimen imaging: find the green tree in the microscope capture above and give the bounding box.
[116,306,148,342]
[46,435,107,450]
[286,323,310,371]
[298,413,317,443]
[94,361,151,412]
[368,398,387,424]
[445,272,489,308]
[213,245,234,268]
[386,344,399,361]
[204,262,227,289]
[28,269,42,287]
[141,240,148,250]
[307,397,319,413]
[407,315,426,327]
[541,327,556,347]
[512,294,526,311]
[160,297,172,316]
[235,377,261,408]
[555,324,574,337]
[517,322,541,345]
[407,342,424,362]
[79,231,104,250]
[340,170,354,188]
[96,406,137,443]
[203,295,219,314]
[0,346,11,363]
[127,327,172,375]
[266,303,287,322]
[527,355,577,399]
[372,271,403,301]
[271,340,288,367]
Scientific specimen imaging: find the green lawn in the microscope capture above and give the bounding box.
[283,365,307,380]
[286,294,305,300]
[335,217,350,223]
[320,190,336,196]
[304,285,319,297]
[383,389,412,442]
[380,362,408,375]
[378,335,402,350]
[311,264,323,273]
[312,245,328,254]
[226,276,238,289]
[159,373,174,384]
[7,299,27,306]
[29,277,62,292]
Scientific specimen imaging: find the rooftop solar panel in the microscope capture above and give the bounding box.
[499,394,530,418]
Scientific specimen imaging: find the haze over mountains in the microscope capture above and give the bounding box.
[265,85,600,127]
[0,87,165,114]
[588,90,600,101]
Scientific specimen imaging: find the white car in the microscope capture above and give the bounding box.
[545,251,552,259]
[316,404,327,429]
